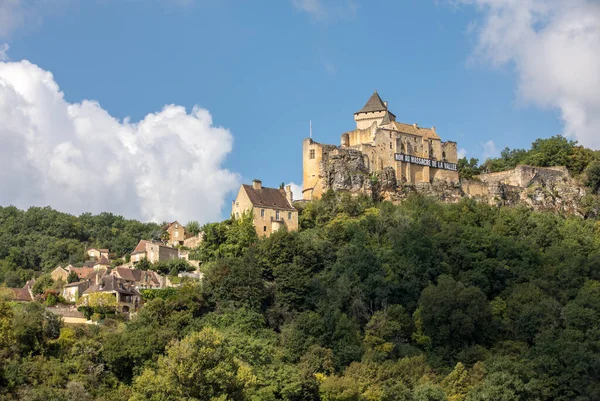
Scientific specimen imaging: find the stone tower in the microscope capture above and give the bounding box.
[353,91,396,130]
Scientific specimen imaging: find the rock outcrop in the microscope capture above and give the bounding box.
[316,160,591,216]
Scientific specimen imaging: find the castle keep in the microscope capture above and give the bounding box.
[303,91,459,200]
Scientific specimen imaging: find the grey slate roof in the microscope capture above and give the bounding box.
[242,185,296,211]
[380,110,396,125]
[355,91,387,114]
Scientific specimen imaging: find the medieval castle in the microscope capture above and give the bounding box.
[303,91,459,200]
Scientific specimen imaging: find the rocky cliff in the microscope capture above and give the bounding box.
[317,152,592,216]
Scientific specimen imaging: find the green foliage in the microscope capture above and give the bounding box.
[3,193,600,400]
[457,157,481,180]
[32,274,55,295]
[66,270,79,284]
[192,211,258,262]
[186,220,202,236]
[130,327,247,401]
[585,160,600,194]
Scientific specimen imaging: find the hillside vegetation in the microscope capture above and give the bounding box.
[0,206,161,286]
[2,192,600,400]
[458,135,600,187]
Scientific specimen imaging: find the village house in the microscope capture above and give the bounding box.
[130,240,180,264]
[81,275,141,313]
[163,221,193,247]
[51,266,69,282]
[303,91,459,200]
[231,180,298,237]
[87,248,109,260]
[111,266,164,289]
[61,281,90,302]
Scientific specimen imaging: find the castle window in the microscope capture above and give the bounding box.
[442,151,446,160]
[276,211,280,220]
[263,226,267,232]
[261,209,265,218]
[389,143,392,149]
[309,149,315,159]
[288,212,292,220]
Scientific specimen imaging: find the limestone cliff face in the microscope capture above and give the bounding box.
[317,158,590,216]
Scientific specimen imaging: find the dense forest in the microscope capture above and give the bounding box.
[2,190,600,400]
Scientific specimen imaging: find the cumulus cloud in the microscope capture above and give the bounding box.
[287,182,303,201]
[482,140,498,159]
[456,0,600,149]
[292,0,357,20]
[457,148,468,159]
[0,59,240,223]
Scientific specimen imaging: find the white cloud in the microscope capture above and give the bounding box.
[292,0,357,20]
[455,0,600,149]
[287,182,303,201]
[458,148,468,159]
[482,140,498,159]
[0,59,240,223]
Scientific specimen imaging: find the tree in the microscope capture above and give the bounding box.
[585,160,600,194]
[418,275,492,358]
[186,220,201,236]
[130,327,248,401]
[79,292,117,317]
[458,158,481,179]
[67,270,79,283]
[32,274,55,295]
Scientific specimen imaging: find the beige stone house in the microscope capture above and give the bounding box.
[163,221,193,247]
[231,180,298,237]
[61,281,90,302]
[51,266,69,282]
[303,91,459,200]
[130,240,180,264]
[87,248,109,260]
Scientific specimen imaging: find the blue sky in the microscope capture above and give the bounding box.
[1,0,597,223]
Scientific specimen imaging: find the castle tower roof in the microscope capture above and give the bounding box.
[380,110,396,125]
[355,91,388,114]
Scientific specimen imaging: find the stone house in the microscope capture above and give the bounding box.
[303,91,459,200]
[81,275,141,314]
[231,180,298,237]
[111,266,164,289]
[163,221,193,247]
[87,248,109,260]
[51,266,70,282]
[61,281,90,302]
[130,240,180,264]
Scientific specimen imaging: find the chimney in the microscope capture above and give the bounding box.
[432,126,436,132]
[413,123,418,128]
[285,185,293,204]
[252,179,262,190]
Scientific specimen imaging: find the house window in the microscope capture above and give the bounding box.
[261,209,265,218]
[276,211,280,220]
[309,149,315,159]
[175,224,178,228]
[288,212,292,220]
[263,226,267,232]
[174,230,179,238]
